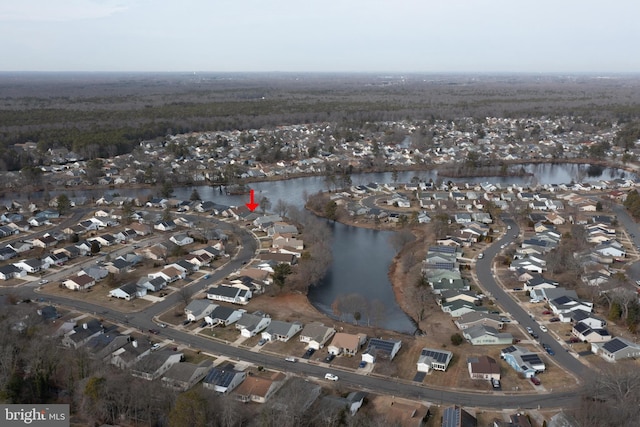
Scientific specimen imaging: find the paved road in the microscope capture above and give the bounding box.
[475,218,587,381]
[11,217,582,409]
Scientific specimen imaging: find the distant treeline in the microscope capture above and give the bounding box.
[2,73,640,171]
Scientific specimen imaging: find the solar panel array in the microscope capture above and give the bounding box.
[521,354,543,365]
[429,246,456,254]
[420,348,451,364]
[204,367,238,387]
[367,338,398,354]
[603,338,628,353]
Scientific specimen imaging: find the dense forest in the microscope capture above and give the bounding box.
[2,72,640,170]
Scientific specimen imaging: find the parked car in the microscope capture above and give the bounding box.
[542,310,552,315]
[151,343,161,351]
[549,317,560,322]
[324,373,339,381]
[544,345,555,356]
[358,361,367,369]
[38,279,49,285]
[257,338,267,346]
[324,354,336,363]
[203,274,211,279]
[530,376,541,386]
[303,348,316,359]
[491,378,501,390]
[526,326,534,335]
[539,325,548,332]
[285,357,297,363]
[478,253,484,259]
[148,329,159,335]
[569,336,581,343]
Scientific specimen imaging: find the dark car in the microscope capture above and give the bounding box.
[549,317,560,322]
[530,376,541,386]
[148,329,160,335]
[542,310,552,315]
[302,348,316,359]
[531,332,539,340]
[324,354,336,363]
[569,336,581,343]
[358,361,367,369]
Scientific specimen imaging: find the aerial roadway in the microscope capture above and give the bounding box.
[12,216,583,410]
[476,217,587,379]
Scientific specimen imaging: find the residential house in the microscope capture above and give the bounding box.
[455,312,504,330]
[548,295,593,315]
[131,350,184,380]
[202,364,247,394]
[0,264,25,280]
[105,258,132,275]
[562,309,607,328]
[261,320,303,342]
[109,283,146,301]
[111,339,152,369]
[13,258,43,274]
[235,312,271,337]
[184,300,216,322]
[0,247,18,261]
[416,348,453,372]
[129,222,152,236]
[592,337,640,362]
[361,338,402,364]
[441,300,487,318]
[299,322,336,350]
[154,220,177,232]
[61,319,104,349]
[462,325,513,346]
[500,345,545,378]
[150,266,186,283]
[32,235,57,248]
[524,276,558,291]
[161,360,213,391]
[206,285,252,305]
[327,333,367,356]
[8,241,32,253]
[205,305,243,326]
[442,406,477,427]
[317,392,366,418]
[467,355,501,380]
[64,274,96,291]
[137,276,167,293]
[170,233,194,246]
[572,322,611,343]
[42,252,68,266]
[492,413,533,427]
[372,396,430,427]
[79,266,109,282]
[233,371,286,403]
[85,334,131,361]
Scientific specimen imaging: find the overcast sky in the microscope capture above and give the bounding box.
[1,0,639,73]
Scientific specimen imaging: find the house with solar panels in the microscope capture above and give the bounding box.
[416,348,453,373]
[500,345,545,378]
[592,337,640,362]
[202,363,247,394]
[361,338,402,364]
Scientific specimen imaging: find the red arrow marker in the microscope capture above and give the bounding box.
[245,189,259,212]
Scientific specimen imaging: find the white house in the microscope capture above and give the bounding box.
[361,338,402,364]
[416,348,453,373]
